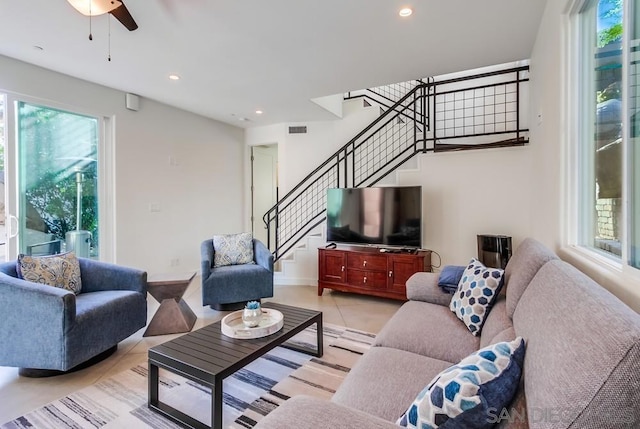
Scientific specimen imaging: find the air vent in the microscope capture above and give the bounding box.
[288,126,307,134]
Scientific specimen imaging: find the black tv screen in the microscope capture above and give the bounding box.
[326,186,422,248]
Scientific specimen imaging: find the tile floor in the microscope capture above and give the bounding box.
[0,279,402,423]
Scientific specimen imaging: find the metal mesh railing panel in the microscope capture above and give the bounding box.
[434,82,520,138]
[353,120,415,186]
[276,166,338,251]
[369,80,421,103]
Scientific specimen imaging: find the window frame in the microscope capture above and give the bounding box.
[565,0,640,285]
[0,89,115,262]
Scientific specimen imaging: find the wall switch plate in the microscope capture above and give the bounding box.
[149,202,161,212]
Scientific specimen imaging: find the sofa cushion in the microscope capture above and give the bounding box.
[202,263,273,306]
[17,252,82,295]
[486,327,516,348]
[503,238,557,319]
[213,232,254,267]
[332,346,453,422]
[406,272,452,306]
[256,395,400,429]
[374,301,480,363]
[479,297,513,349]
[397,337,525,429]
[450,258,504,336]
[513,260,640,428]
[66,290,147,370]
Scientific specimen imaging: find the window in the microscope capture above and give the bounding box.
[0,91,113,263]
[577,0,623,258]
[17,102,100,258]
[575,0,640,270]
[630,1,640,268]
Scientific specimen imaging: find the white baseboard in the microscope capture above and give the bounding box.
[274,277,317,286]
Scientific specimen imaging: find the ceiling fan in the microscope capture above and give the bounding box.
[67,0,138,31]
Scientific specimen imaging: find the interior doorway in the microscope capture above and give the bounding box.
[251,144,278,249]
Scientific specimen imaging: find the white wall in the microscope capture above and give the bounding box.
[396,147,534,267]
[528,0,567,251]
[0,55,245,274]
[246,99,380,196]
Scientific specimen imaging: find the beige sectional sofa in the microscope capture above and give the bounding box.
[255,238,640,428]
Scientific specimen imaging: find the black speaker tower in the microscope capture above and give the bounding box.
[477,234,512,269]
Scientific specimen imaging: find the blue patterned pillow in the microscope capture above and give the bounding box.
[17,252,82,295]
[449,258,504,336]
[398,337,526,429]
[213,233,255,267]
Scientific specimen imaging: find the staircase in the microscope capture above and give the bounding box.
[265,65,530,282]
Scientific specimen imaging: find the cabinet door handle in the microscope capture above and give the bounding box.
[363,276,367,283]
[389,271,393,277]
[341,266,345,272]
[363,260,367,267]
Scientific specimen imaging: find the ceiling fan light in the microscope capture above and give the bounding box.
[67,0,122,16]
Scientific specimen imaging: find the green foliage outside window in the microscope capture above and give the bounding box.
[598,0,622,47]
[19,103,99,250]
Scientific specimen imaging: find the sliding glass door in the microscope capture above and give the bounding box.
[17,102,99,257]
[5,101,100,258]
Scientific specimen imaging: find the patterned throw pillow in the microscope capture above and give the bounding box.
[213,232,255,267]
[449,258,504,336]
[17,252,82,295]
[398,337,526,429]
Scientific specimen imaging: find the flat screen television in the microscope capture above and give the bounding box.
[326,186,422,248]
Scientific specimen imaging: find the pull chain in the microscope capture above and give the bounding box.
[108,15,111,61]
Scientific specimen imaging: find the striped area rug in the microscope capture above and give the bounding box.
[1,324,375,429]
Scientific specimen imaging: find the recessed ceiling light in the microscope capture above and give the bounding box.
[255,110,263,115]
[168,74,180,81]
[33,45,44,51]
[237,117,249,122]
[399,7,413,17]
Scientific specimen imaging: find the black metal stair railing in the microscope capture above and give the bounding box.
[345,78,428,128]
[264,84,429,261]
[264,66,529,261]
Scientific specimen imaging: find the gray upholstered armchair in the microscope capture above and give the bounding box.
[201,238,274,310]
[0,258,147,376]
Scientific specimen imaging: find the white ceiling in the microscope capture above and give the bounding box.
[0,0,548,128]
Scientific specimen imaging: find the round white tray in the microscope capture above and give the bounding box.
[221,308,284,339]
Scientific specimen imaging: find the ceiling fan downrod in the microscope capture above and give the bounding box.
[88,1,93,40]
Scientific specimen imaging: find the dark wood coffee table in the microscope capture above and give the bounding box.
[148,302,323,429]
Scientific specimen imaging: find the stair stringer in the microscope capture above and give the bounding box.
[274,225,325,286]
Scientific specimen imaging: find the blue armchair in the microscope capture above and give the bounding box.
[201,238,274,310]
[0,258,147,376]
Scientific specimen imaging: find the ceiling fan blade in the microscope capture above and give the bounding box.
[110,1,138,31]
